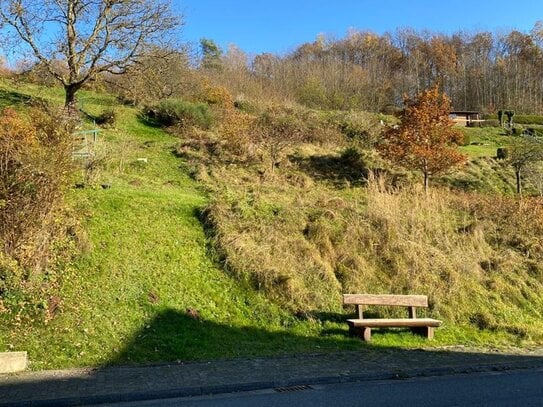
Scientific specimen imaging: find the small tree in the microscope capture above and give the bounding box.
[200,38,223,71]
[507,135,543,194]
[254,108,305,173]
[0,0,181,110]
[379,85,466,192]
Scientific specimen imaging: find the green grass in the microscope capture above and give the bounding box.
[0,80,535,371]
[0,81,365,370]
[459,127,510,158]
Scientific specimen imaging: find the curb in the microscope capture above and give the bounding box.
[3,360,543,407]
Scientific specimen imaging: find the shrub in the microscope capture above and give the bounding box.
[333,111,382,148]
[496,147,509,159]
[144,99,214,129]
[296,78,328,108]
[0,108,76,314]
[484,112,543,125]
[233,96,258,114]
[256,106,343,146]
[480,119,500,127]
[95,108,117,126]
[200,85,234,108]
[513,115,543,125]
[339,146,369,174]
[218,109,257,160]
[254,107,306,172]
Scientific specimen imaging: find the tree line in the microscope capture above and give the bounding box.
[1,1,542,116]
[200,24,543,114]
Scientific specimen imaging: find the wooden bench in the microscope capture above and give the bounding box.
[343,294,441,341]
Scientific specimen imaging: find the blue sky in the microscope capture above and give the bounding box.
[174,0,543,55]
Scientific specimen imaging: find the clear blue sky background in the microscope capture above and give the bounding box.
[174,0,543,55]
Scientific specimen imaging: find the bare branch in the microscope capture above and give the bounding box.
[0,0,182,106]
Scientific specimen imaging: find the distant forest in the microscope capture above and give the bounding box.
[190,24,543,114]
[25,23,541,115]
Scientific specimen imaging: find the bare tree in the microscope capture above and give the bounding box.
[0,0,181,109]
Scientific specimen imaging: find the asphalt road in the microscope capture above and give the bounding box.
[96,368,543,407]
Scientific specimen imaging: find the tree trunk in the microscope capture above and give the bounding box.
[516,168,522,195]
[423,171,429,194]
[64,84,80,111]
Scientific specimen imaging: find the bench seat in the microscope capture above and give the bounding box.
[347,318,442,328]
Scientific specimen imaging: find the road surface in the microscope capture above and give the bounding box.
[95,367,543,406]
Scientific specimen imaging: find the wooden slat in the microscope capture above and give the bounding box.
[347,318,441,328]
[356,305,364,319]
[343,294,428,307]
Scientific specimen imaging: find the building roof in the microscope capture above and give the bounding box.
[450,111,479,114]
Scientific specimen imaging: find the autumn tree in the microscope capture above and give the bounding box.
[0,0,181,109]
[379,85,466,192]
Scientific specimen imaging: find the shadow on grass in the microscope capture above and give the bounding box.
[137,113,163,128]
[289,153,368,187]
[0,89,37,109]
[108,309,358,366]
[2,308,543,406]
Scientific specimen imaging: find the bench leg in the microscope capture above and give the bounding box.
[360,327,371,342]
[347,325,371,341]
[412,326,434,340]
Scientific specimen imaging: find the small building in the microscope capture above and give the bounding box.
[450,111,481,127]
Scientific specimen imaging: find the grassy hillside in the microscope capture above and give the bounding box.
[0,82,365,370]
[183,132,543,341]
[1,80,542,371]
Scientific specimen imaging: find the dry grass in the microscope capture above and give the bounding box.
[194,140,543,341]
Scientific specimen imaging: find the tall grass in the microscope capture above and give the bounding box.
[202,156,543,340]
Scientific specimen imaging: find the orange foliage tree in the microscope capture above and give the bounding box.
[379,85,466,192]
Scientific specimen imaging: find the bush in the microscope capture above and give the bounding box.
[233,96,258,114]
[0,108,76,314]
[257,105,342,146]
[218,109,257,160]
[254,107,306,171]
[200,85,234,108]
[340,146,369,173]
[484,114,543,125]
[296,78,328,108]
[144,99,214,129]
[496,147,509,159]
[514,115,543,125]
[480,119,500,127]
[95,108,117,126]
[325,111,382,148]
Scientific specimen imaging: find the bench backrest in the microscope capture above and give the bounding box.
[343,294,428,308]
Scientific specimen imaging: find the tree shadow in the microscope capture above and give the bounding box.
[107,309,359,366]
[0,89,35,109]
[2,308,543,406]
[289,153,368,187]
[137,113,163,128]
